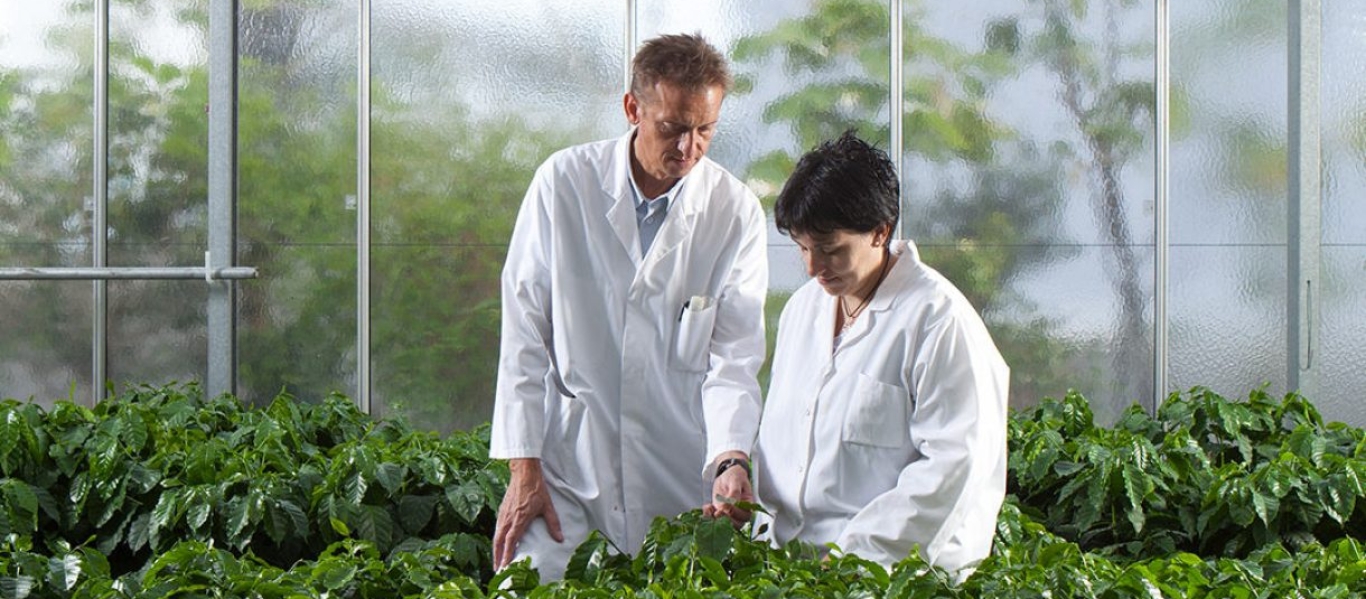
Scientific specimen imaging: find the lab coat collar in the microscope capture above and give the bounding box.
[604,129,706,267]
[833,239,917,349]
[864,240,918,316]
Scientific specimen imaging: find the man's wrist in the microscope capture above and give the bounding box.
[715,456,751,480]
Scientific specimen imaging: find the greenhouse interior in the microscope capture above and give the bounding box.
[2,0,1365,596]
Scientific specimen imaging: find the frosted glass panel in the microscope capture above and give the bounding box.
[982,245,1154,425]
[0,5,95,405]
[369,0,622,432]
[107,281,205,389]
[1318,248,1366,428]
[1171,1,1287,246]
[0,3,92,268]
[368,247,501,434]
[237,245,358,405]
[0,279,93,408]
[1169,246,1287,400]
[1322,2,1366,245]
[912,0,1156,417]
[236,1,357,406]
[108,0,209,267]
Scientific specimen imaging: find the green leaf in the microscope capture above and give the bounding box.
[312,560,358,591]
[564,531,609,583]
[398,494,439,534]
[374,462,405,495]
[330,517,351,537]
[696,517,734,562]
[46,553,81,591]
[445,480,484,524]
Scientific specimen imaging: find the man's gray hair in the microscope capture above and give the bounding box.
[630,33,732,99]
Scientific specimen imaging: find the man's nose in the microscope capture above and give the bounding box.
[676,131,699,156]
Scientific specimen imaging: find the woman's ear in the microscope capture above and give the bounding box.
[872,223,893,247]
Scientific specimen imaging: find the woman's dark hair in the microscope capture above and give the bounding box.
[773,131,900,236]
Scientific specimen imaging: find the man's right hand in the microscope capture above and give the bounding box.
[493,458,564,570]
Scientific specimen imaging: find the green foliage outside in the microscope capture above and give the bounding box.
[2,383,1365,596]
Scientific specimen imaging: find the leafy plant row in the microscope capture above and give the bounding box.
[0,384,503,578]
[1009,387,1366,559]
[3,384,1365,596]
[3,506,1363,598]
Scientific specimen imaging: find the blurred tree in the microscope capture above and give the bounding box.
[731,0,1083,409]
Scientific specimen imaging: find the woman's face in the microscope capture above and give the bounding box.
[790,225,890,298]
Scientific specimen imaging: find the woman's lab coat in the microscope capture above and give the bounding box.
[490,131,768,562]
[755,240,1008,575]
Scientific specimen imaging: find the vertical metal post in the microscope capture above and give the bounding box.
[357,0,373,412]
[1153,0,1170,410]
[624,0,637,96]
[207,0,239,399]
[889,0,904,239]
[92,0,109,405]
[1287,0,1321,398]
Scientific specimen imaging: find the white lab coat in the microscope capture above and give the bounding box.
[490,131,768,578]
[754,240,1008,575]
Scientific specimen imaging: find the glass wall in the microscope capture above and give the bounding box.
[912,0,1156,422]
[0,4,96,405]
[235,1,359,405]
[368,0,623,433]
[106,0,211,388]
[1319,2,1366,427]
[1168,0,1289,405]
[3,0,1365,430]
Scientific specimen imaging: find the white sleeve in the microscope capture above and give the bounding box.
[700,190,769,467]
[489,162,557,460]
[834,307,1009,573]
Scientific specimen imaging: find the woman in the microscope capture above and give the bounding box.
[748,132,1008,576]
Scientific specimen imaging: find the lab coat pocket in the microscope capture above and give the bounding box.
[672,296,718,373]
[842,374,910,448]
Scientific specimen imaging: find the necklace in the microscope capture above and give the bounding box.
[838,250,892,333]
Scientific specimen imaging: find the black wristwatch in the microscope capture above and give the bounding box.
[715,457,752,480]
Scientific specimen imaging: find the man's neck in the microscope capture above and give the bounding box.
[629,145,679,200]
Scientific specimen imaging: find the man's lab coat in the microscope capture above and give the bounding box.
[490,130,768,576]
[755,240,1008,576]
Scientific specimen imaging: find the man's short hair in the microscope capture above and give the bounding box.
[774,131,901,236]
[630,33,732,99]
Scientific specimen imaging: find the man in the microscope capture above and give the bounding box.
[489,33,767,580]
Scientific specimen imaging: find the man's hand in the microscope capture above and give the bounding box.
[703,450,752,527]
[493,458,563,569]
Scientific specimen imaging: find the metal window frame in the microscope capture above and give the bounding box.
[1288,0,1321,399]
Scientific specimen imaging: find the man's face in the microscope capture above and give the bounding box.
[624,81,724,188]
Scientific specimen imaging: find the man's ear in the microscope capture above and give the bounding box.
[623,92,641,126]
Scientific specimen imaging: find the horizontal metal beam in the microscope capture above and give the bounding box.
[0,267,258,280]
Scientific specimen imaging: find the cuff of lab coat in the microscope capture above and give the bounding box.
[488,444,542,461]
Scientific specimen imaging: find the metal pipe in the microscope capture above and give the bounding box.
[1153,0,1169,410]
[1287,0,1322,398]
[357,0,373,413]
[207,0,241,399]
[92,0,110,405]
[0,267,258,280]
[890,0,904,239]
[625,0,637,96]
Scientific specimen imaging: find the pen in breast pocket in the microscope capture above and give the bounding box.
[678,299,690,322]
